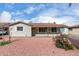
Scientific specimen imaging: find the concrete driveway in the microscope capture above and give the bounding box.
[0,36,79,56]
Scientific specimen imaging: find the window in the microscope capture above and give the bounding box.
[69,28,72,31]
[39,27,47,33]
[51,28,57,33]
[17,27,23,31]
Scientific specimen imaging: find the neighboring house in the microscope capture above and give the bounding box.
[0,21,68,37]
[0,23,10,35]
[69,25,79,35]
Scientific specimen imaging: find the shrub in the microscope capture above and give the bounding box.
[64,44,74,51]
[56,39,63,48]
[0,41,11,46]
[64,44,69,51]
[55,35,74,51]
[56,42,63,48]
[62,34,68,38]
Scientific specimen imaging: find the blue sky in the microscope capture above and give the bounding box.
[0,3,79,26]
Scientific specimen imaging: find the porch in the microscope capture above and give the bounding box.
[32,27,61,37]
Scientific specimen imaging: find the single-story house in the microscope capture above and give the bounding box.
[0,21,68,37]
[69,25,79,35]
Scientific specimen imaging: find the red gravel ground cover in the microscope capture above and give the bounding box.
[0,36,79,56]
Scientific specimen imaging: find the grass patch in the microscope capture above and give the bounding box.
[0,41,11,46]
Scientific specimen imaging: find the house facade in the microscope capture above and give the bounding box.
[69,25,79,35]
[0,22,68,37]
[8,22,68,37]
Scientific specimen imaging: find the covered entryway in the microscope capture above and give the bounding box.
[32,27,61,37]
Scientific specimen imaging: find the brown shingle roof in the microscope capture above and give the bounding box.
[30,23,67,28]
[0,22,67,28]
[69,25,79,28]
[0,23,11,28]
[9,21,32,26]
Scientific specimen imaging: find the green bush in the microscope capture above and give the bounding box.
[55,38,74,51]
[67,44,74,50]
[64,45,69,51]
[63,44,74,51]
[0,41,10,46]
[56,41,63,48]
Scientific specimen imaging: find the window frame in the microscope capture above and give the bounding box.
[38,27,48,33]
[17,26,23,31]
[51,27,57,33]
[69,28,72,31]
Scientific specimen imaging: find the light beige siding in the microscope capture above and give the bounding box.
[9,23,32,37]
[69,28,79,35]
[64,28,69,35]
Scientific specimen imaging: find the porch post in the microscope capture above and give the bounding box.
[8,28,11,42]
[57,27,59,33]
[48,27,50,36]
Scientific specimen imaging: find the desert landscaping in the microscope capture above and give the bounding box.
[0,36,79,56]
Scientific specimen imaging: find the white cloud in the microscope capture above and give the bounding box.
[29,8,79,26]
[31,16,55,23]
[31,16,68,24]
[4,3,15,10]
[30,15,79,26]
[58,16,79,26]
[14,18,30,23]
[12,11,22,16]
[24,4,45,14]
[30,8,61,23]
[37,4,45,10]
[15,11,22,15]
[37,8,60,17]
[0,11,14,23]
[0,7,79,26]
[73,9,79,16]
[64,9,79,16]
[66,21,79,26]
[24,7,36,14]
[23,20,31,23]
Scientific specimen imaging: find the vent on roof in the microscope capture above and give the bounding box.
[53,22,56,24]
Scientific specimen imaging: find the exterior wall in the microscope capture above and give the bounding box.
[63,28,69,35]
[60,28,69,35]
[9,23,32,37]
[9,23,68,37]
[69,28,79,35]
